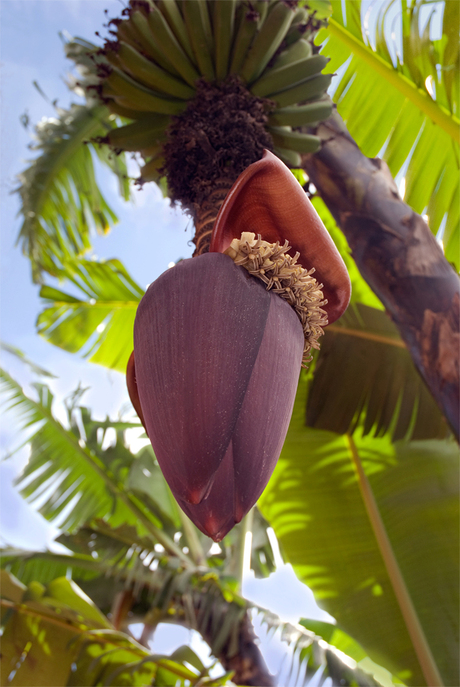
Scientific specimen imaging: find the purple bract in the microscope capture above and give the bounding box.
[132,253,303,541]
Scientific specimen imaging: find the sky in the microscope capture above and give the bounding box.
[0,1,335,682]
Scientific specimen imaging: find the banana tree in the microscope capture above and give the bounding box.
[9,0,459,686]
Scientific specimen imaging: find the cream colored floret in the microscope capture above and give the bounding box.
[225,232,328,365]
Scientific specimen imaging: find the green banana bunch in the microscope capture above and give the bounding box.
[274,147,302,168]
[229,2,261,74]
[239,1,296,83]
[269,73,332,109]
[211,0,236,81]
[87,0,333,170]
[128,10,179,75]
[147,3,201,85]
[157,0,196,64]
[183,0,215,80]
[105,67,186,114]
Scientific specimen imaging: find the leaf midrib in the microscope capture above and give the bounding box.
[327,323,405,348]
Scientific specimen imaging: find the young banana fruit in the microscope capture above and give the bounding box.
[115,42,194,99]
[268,126,321,153]
[157,0,196,64]
[106,67,186,114]
[269,74,332,109]
[273,146,302,168]
[251,55,329,98]
[139,155,165,182]
[212,0,236,81]
[273,38,312,69]
[147,4,201,86]
[268,99,333,127]
[239,1,296,84]
[106,116,169,151]
[183,0,215,81]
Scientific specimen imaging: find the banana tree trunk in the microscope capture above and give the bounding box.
[199,609,275,686]
[302,109,460,441]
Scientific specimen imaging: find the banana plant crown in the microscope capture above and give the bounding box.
[72,0,333,209]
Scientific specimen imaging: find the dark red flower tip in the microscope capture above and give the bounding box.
[131,252,304,540]
[210,149,351,324]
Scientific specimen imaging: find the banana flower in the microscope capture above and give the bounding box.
[127,150,350,541]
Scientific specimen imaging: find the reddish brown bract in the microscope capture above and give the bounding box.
[210,150,351,324]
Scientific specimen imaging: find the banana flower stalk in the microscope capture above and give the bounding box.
[127,151,350,541]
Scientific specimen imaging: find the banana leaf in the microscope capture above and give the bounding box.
[259,374,459,686]
[307,303,449,441]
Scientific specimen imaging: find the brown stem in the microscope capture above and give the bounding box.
[110,589,134,630]
[157,605,274,686]
[302,109,460,440]
[202,610,275,686]
[139,623,156,648]
[192,178,235,256]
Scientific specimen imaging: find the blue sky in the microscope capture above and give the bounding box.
[0,1,336,679]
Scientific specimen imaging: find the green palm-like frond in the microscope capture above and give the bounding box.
[0,370,188,562]
[16,102,131,282]
[256,610,385,687]
[0,342,56,378]
[1,547,109,586]
[0,521,177,591]
[0,364,276,576]
[37,258,143,372]
[0,368,139,531]
[319,0,459,269]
